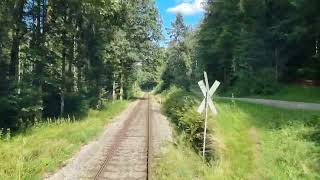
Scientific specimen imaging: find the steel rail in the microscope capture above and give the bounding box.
[94,94,151,179]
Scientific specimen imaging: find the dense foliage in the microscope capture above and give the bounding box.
[155,97,320,179]
[1,0,319,130]
[159,14,197,91]
[0,0,161,129]
[197,0,320,95]
[161,87,214,158]
[159,0,319,96]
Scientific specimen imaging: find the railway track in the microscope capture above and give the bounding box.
[93,94,152,180]
[47,93,173,180]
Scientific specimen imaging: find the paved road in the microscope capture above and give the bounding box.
[47,95,172,180]
[219,97,320,111]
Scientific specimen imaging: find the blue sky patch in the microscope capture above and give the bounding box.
[156,0,204,44]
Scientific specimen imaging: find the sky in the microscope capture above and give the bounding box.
[155,0,205,45]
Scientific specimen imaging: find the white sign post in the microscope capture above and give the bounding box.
[197,71,220,159]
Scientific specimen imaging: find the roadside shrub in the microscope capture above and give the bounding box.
[254,69,280,95]
[162,87,213,158]
[180,109,206,152]
[64,93,89,117]
[0,96,18,129]
[87,88,108,110]
[0,85,42,130]
[154,81,165,94]
[232,68,280,96]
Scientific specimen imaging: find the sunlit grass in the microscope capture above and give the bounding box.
[154,97,320,179]
[0,101,128,179]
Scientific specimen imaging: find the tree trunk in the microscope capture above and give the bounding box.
[32,0,45,118]
[17,58,21,94]
[10,38,20,80]
[77,67,82,92]
[67,20,76,93]
[72,32,77,92]
[61,40,66,115]
[112,74,116,102]
[9,0,25,86]
[120,74,123,100]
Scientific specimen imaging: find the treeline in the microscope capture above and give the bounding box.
[159,14,196,91]
[197,0,320,94]
[0,0,161,129]
[160,0,320,95]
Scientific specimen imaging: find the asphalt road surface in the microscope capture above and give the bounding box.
[220,97,320,111]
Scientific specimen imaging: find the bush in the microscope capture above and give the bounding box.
[232,68,280,96]
[86,88,108,110]
[0,85,42,130]
[162,87,213,157]
[64,93,89,117]
[0,96,18,129]
[154,80,171,94]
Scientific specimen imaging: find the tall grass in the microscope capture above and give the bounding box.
[154,87,320,179]
[0,101,128,179]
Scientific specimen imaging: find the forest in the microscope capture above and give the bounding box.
[0,0,162,130]
[154,1,320,178]
[161,0,320,95]
[0,0,320,179]
[1,0,320,130]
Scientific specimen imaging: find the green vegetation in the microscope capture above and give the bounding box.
[153,137,213,180]
[159,14,198,92]
[0,0,161,130]
[0,101,128,179]
[161,87,206,153]
[196,0,320,94]
[155,4,320,177]
[158,0,320,98]
[250,84,320,103]
[1,0,320,179]
[155,87,320,179]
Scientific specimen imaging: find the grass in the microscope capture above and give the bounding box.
[154,90,320,179]
[249,84,320,103]
[152,136,212,180]
[0,100,128,179]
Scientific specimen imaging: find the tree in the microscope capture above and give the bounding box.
[196,0,320,95]
[161,14,193,91]
[168,13,187,43]
[0,0,162,129]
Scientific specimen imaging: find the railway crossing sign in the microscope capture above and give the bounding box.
[197,79,220,114]
[197,71,220,159]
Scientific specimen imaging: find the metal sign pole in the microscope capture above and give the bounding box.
[202,72,209,159]
[197,71,221,160]
[202,91,208,159]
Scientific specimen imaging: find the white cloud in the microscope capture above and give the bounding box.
[167,0,205,16]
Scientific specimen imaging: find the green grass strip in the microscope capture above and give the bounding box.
[155,87,320,179]
[0,100,128,179]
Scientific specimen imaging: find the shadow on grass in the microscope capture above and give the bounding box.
[219,99,320,145]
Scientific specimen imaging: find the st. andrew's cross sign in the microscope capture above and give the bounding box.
[197,71,220,158]
[197,79,220,114]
